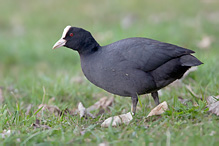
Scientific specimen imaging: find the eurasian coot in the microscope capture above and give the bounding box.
[53,26,203,114]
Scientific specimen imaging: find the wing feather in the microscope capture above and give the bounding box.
[105,37,194,72]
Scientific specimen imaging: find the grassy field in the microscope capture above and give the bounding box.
[0,0,219,145]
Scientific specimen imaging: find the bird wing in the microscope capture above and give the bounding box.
[106,37,194,72]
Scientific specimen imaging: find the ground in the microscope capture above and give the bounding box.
[0,0,219,145]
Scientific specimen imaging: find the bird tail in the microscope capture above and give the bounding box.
[180,55,203,66]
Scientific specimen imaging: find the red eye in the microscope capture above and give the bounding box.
[70,33,73,37]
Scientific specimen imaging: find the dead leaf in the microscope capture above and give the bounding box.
[87,97,114,112]
[25,104,33,116]
[96,109,106,116]
[35,102,96,119]
[77,102,95,118]
[186,85,202,99]
[36,104,61,117]
[32,123,51,129]
[207,95,219,105]
[74,97,114,119]
[147,101,168,118]
[78,102,86,118]
[177,96,198,107]
[32,119,51,129]
[101,112,133,128]
[86,112,96,119]
[0,88,3,104]
[208,102,219,116]
[178,96,192,105]
[63,108,78,116]
[207,95,219,116]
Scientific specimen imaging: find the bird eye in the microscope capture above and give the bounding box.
[70,33,73,37]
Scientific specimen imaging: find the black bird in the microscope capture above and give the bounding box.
[53,26,203,114]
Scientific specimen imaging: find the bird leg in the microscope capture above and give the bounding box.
[151,91,160,105]
[131,95,138,115]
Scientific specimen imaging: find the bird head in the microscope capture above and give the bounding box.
[52,26,98,53]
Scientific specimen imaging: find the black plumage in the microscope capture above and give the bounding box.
[53,26,203,114]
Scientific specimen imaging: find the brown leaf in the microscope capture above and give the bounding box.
[36,104,61,117]
[147,101,168,118]
[32,124,51,129]
[75,97,114,118]
[87,97,114,112]
[78,102,86,118]
[56,97,114,119]
[75,102,95,118]
[32,119,51,129]
[25,104,33,116]
[209,102,219,116]
[101,112,133,127]
[177,96,198,107]
[186,85,202,99]
[178,96,192,105]
[207,95,219,105]
[207,95,219,116]
[62,108,78,116]
[86,112,96,119]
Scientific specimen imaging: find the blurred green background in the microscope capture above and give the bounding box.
[0,0,219,145]
[1,0,218,103]
[1,0,219,118]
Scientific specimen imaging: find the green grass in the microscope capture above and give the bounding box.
[0,0,219,145]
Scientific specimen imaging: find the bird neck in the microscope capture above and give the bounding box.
[77,37,100,55]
